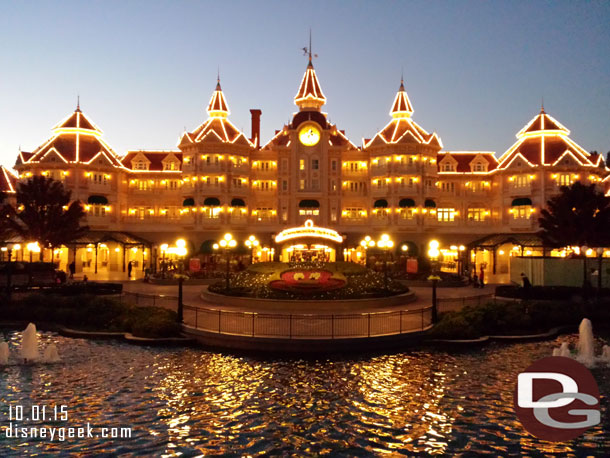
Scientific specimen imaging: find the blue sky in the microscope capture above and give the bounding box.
[1,0,609,168]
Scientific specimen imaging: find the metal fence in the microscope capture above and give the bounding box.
[119,291,178,310]
[436,293,495,313]
[182,304,433,339]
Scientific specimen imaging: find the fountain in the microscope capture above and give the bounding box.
[551,318,610,368]
[20,323,40,363]
[43,344,61,363]
[0,340,8,364]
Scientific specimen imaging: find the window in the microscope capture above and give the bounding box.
[400,208,415,220]
[282,180,288,191]
[467,208,487,222]
[165,180,179,190]
[311,179,319,190]
[90,173,107,185]
[437,208,456,222]
[299,209,320,216]
[91,205,106,217]
[409,156,415,165]
[514,175,530,187]
[331,160,337,171]
[300,159,305,170]
[137,180,148,191]
[233,178,242,188]
[331,180,337,192]
[558,173,572,186]
[133,161,148,170]
[473,162,484,172]
[441,182,455,193]
[254,208,274,221]
[299,179,305,190]
[203,206,221,219]
[281,159,288,171]
[256,181,271,191]
[164,161,178,171]
[344,207,364,219]
[311,159,319,170]
[441,163,454,172]
[331,209,337,222]
[513,205,531,219]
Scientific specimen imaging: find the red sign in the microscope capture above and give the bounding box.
[188,258,201,272]
[406,258,418,274]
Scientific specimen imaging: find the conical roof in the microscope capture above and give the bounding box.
[207,79,230,117]
[294,60,326,110]
[390,79,414,118]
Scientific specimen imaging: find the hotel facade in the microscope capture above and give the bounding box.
[1,56,607,281]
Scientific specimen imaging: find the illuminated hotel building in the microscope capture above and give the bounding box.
[1,55,607,278]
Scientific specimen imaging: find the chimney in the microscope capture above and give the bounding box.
[250,109,262,146]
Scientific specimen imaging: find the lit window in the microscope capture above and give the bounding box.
[299,179,305,190]
[558,173,572,186]
[437,208,456,222]
[467,208,487,222]
[300,159,305,170]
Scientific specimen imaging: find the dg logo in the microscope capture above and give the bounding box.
[514,356,601,442]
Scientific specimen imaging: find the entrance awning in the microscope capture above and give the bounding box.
[373,199,388,208]
[424,199,436,208]
[230,198,246,207]
[468,233,543,249]
[88,195,108,205]
[204,197,221,206]
[299,199,320,208]
[399,198,415,208]
[511,198,532,206]
[182,197,195,206]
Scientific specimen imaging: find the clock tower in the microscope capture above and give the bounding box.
[260,52,359,232]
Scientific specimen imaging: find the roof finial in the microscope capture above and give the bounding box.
[541,96,545,113]
[216,67,221,90]
[309,28,312,64]
[76,94,80,112]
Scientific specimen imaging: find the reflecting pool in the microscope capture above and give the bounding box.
[0,330,609,456]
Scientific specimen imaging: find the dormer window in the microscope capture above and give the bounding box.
[473,162,486,172]
[164,161,178,171]
[442,163,455,172]
[133,161,148,171]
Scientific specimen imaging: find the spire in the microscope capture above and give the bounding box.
[540,97,545,113]
[207,77,230,118]
[76,94,81,112]
[390,77,414,118]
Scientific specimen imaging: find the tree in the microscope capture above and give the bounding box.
[539,182,610,288]
[1,176,88,261]
[539,182,610,248]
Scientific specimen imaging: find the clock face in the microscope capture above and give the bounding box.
[299,125,321,146]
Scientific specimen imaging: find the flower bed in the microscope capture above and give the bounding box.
[208,261,408,300]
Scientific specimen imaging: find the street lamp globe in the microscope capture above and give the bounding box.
[213,243,219,250]
[224,233,233,241]
[176,239,186,249]
[220,239,227,248]
[401,244,409,252]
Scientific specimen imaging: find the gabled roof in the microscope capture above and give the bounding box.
[0,166,19,193]
[438,151,499,173]
[182,80,253,147]
[20,107,123,167]
[497,108,597,169]
[364,78,442,149]
[294,60,326,110]
[121,150,183,171]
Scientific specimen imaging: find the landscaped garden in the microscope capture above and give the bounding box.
[430,298,610,340]
[208,261,409,300]
[1,293,180,338]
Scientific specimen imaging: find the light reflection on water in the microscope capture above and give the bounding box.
[0,330,608,456]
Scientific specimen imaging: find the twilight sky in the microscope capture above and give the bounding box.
[1,1,609,168]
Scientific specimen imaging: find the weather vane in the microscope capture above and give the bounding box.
[302,29,318,61]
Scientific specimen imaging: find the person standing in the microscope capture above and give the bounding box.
[479,266,485,287]
[520,272,532,289]
[127,261,133,279]
[69,261,76,279]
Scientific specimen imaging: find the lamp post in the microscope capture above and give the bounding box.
[428,239,441,323]
[245,235,259,265]
[214,233,237,291]
[581,245,589,288]
[175,238,187,323]
[160,243,168,275]
[377,234,394,291]
[360,235,375,268]
[458,245,466,276]
[596,247,604,293]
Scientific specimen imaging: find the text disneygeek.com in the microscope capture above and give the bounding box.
[2,404,132,442]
